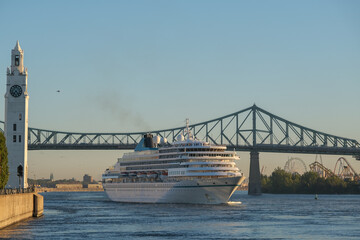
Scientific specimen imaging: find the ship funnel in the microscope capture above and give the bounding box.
[144,133,154,148]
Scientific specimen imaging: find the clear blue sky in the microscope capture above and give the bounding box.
[1,0,359,180]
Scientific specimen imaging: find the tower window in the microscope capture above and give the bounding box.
[19,114,22,120]
[15,55,20,66]
[13,135,16,142]
[19,135,22,143]
[13,124,16,131]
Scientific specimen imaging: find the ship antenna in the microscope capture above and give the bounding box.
[186,118,191,140]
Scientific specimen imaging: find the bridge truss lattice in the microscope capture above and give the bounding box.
[1,105,360,157]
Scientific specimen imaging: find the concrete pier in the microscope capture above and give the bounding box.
[33,194,44,217]
[0,193,43,229]
[248,151,262,195]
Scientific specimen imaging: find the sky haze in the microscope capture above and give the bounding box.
[1,0,359,180]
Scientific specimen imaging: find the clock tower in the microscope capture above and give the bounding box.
[4,41,29,188]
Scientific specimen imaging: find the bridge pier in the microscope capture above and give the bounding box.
[248,151,262,195]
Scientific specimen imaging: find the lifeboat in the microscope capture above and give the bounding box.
[159,171,168,180]
[137,172,147,178]
[147,171,157,178]
[121,172,129,177]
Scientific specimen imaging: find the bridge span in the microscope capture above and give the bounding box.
[1,105,359,194]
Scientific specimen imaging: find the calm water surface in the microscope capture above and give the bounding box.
[1,191,359,239]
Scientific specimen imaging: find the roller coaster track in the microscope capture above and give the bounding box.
[309,161,336,178]
[334,157,359,180]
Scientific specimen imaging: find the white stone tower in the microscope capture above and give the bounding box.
[4,41,29,188]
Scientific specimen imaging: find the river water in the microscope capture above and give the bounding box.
[1,191,359,239]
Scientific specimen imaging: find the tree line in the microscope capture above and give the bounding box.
[261,168,360,194]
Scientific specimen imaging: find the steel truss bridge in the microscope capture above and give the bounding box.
[1,105,360,159]
[1,104,360,195]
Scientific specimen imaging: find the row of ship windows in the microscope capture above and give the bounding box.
[122,156,158,161]
[126,164,233,171]
[104,175,226,184]
[161,153,233,159]
[159,155,178,159]
[170,171,185,175]
[122,160,178,166]
[187,153,233,157]
[122,159,231,167]
[126,165,183,170]
[105,179,159,183]
[159,148,224,154]
[124,152,229,161]
[159,149,182,154]
[189,160,230,163]
[190,164,233,168]
[182,148,225,152]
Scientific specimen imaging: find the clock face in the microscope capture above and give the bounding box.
[10,85,22,97]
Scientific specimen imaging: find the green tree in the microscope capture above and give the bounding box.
[291,173,301,193]
[300,171,319,193]
[262,168,357,194]
[261,174,271,193]
[269,168,294,193]
[325,176,347,194]
[0,132,9,189]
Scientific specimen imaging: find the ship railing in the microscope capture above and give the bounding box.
[123,150,156,156]
[0,187,35,195]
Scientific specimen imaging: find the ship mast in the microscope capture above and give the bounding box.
[186,118,192,140]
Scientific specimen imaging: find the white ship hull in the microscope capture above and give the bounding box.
[103,176,245,204]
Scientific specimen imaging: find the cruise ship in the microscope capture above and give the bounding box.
[102,123,245,204]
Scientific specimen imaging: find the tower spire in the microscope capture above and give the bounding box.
[14,40,22,51]
[11,40,25,74]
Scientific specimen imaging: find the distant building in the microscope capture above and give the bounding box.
[83,174,93,183]
[50,173,54,181]
[55,184,82,189]
[86,183,103,189]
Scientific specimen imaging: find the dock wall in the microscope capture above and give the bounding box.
[0,193,43,229]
